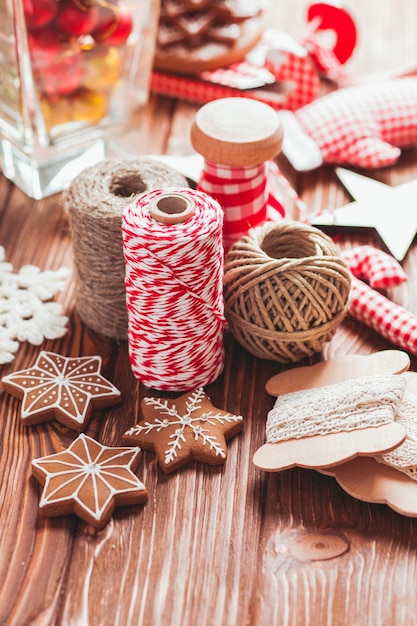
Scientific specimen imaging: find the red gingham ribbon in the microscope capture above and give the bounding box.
[122,187,225,391]
[343,246,417,354]
[342,245,407,289]
[197,160,286,250]
[349,278,417,354]
[151,28,322,113]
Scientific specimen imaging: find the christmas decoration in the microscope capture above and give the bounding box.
[312,168,417,261]
[0,247,69,364]
[31,434,148,529]
[281,78,417,170]
[2,351,121,431]
[124,387,243,473]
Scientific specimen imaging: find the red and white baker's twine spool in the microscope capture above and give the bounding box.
[197,160,309,250]
[122,187,226,391]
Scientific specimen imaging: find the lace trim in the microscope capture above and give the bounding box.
[377,391,417,480]
[265,373,406,443]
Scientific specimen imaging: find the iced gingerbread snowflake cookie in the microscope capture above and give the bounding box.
[2,351,121,431]
[123,387,244,473]
[31,434,148,529]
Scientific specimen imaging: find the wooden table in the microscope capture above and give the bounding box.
[2,1,417,624]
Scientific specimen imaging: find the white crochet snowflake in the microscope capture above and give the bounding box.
[0,246,70,364]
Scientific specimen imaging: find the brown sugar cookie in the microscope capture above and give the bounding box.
[123,387,243,472]
[154,0,265,74]
[31,434,148,529]
[2,351,121,431]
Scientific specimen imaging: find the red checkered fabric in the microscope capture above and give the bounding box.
[264,45,320,110]
[343,245,415,353]
[200,61,275,90]
[303,40,348,82]
[151,29,321,112]
[197,160,285,250]
[151,61,317,112]
[342,245,407,289]
[349,276,417,355]
[151,69,285,110]
[267,161,308,222]
[295,77,417,168]
[298,17,350,83]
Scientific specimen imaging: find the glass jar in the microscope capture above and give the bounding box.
[0,0,159,199]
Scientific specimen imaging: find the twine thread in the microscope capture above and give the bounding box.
[223,220,352,362]
[64,157,188,340]
[122,187,225,391]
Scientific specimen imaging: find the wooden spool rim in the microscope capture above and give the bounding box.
[149,192,195,224]
[190,97,284,167]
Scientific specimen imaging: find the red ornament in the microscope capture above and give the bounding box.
[23,0,57,30]
[306,2,357,71]
[28,28,82,97]
[28,28,63,70]
[37,54,83,97]
[92,3,133,47]
[55,0,100,37]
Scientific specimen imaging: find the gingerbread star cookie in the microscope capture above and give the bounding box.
[2,351,121,431]
[31,434,148,529]
[123,387,243,473]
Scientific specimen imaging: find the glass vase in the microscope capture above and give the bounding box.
[0,0,159,199]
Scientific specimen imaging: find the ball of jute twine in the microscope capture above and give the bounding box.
[223,220,352,362]
[63,157,188,340]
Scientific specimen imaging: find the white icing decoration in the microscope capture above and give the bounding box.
[125,387,244,465]
[2,351,121,426]
[32,434,146,522]
[0,246,69,363]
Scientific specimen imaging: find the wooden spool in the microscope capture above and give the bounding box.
[254,350,410,472]
[319,370,417,517]
[190,97,284,167]
[149,192,195,224]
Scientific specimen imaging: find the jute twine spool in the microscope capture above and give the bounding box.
[223,220,352,362]
[63,157,188,340]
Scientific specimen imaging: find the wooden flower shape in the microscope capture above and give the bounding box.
[31,434,148,529]
[2,351,121,431]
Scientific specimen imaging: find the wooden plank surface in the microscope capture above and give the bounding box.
[2,1,417,625]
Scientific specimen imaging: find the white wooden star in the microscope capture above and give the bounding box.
[311,168,417,261]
